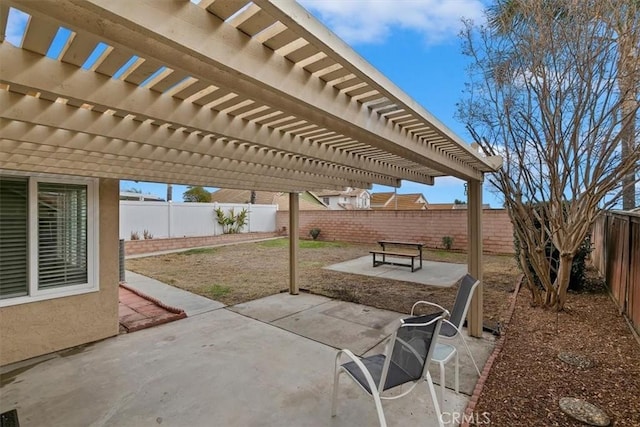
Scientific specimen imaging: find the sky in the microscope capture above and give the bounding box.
[6,0,500,206]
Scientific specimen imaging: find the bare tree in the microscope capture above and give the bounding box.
[458,0,640,310]
[488,0,640,209]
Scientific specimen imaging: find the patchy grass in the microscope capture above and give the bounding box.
[257,238,345,249]
[181,247,217,255]
[127,240,519,329]
[205,284,231,298]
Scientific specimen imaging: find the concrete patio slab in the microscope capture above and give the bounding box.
[271,299,403,355]
[228,292,331,323]
[125,271,224,316]
[0,308,468,427]
[230,293,495,397]
[326,256,468,287]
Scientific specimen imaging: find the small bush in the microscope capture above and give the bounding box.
[309,228,321,240]
[214,207,248,234]
[442,236,453,250]
[130,231,140,240]
[143,229,153,240]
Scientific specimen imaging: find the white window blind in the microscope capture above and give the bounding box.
[0,177,29,299]
[38,182,88,289]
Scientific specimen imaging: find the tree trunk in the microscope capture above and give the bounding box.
[617,10,639,210]
[552,253,574,311]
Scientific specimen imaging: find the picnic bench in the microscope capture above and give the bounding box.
[369,240,424,272]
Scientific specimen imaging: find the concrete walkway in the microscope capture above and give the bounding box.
[125,271,224,316]
[326,256,468,287]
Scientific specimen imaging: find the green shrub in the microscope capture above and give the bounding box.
[442,236,453,250]
[214,207,248,234]
[309,228,321,240]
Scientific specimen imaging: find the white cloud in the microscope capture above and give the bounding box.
[5,7,29,47]
[298,0,485,45]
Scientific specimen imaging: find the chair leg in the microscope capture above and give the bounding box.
[438,360,445,408]
[371,391,388,427]
[457,335,481,377]
[454,350,459,395]
[331,368,341,417]
[426,372,445,427]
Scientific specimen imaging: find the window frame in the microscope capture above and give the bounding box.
[0,171,100,307]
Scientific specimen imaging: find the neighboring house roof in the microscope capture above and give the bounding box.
[210,189,327,211]
[119,191,164,201]
[370,192,395,208]
[370,192,427,210]
[313,187,369,198]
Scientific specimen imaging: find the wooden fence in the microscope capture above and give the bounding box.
[591,211,640,334]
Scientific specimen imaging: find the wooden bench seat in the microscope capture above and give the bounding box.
[369,249,422,272]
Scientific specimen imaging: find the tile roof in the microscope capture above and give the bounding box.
[210,189,326,210]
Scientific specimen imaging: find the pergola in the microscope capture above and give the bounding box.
[0,0,501,336]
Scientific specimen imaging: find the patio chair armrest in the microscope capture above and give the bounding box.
[335,349,380,396]
[411,301,450,317]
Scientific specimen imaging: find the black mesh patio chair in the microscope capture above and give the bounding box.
[411,274,482,404]
[331,311,447,427]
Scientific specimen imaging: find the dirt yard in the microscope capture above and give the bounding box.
[126,238,519,330]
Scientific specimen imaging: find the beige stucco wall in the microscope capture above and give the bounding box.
[0,178,120,366]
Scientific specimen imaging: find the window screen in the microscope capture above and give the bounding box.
[0,177,29,299]
[38,182,88,289]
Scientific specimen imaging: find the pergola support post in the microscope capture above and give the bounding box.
[467,179,483,337]
[289,192,299,295]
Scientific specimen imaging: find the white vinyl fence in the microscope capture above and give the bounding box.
[120,201,277,240]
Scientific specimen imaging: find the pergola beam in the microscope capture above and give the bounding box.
[0,154,305,192]
[0,91,399,187]
[0,137,367,191]
[0,119,377,191]
[0,42,427,185]
[467,179,484,337]
[289,193,299,295]
[0,139,347,192]
[7,0,483,181]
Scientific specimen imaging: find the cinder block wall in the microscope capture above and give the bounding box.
[276,209,514,254]
[124,231,280,255]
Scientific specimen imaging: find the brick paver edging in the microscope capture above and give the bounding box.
[460,274,524,427]
[119,282,187,316]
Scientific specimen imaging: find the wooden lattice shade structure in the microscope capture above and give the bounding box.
[0,0,501,336]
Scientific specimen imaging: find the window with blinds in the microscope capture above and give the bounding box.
[38,182,88,289]
[0,177,29,299]
[0,174,96,305]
